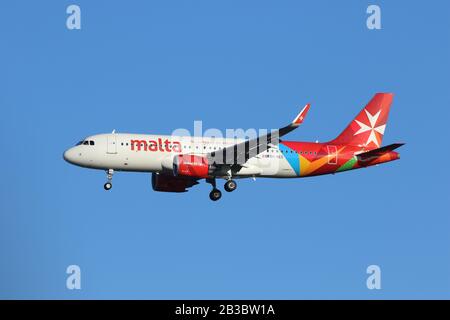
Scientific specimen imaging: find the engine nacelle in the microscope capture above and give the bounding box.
[173,154,211,178]
[152,172,198,192]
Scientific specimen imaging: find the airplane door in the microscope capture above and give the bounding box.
[107,135,117,154]
[327,145,337,165]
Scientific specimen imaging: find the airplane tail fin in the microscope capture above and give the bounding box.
[329,93,394,150]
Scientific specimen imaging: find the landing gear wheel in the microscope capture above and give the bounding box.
[104,169,114,191]
[209,188,222,201]
[224,180,237,192]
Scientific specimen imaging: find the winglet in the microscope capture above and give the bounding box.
[292,103,311,126]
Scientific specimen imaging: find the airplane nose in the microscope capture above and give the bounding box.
[63,148,76,164]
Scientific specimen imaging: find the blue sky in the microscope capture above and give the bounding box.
[1,0,449,299]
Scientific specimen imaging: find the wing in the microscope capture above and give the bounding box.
[208,104,311,166]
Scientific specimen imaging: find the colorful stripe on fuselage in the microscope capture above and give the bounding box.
[278,143,300,176]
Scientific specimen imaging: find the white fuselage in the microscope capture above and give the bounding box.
[63,133,298,178]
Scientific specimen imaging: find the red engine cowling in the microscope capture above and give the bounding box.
[152,173,198,192]
[173,154,210,178]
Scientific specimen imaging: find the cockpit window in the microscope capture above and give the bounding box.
[75,140,95,146]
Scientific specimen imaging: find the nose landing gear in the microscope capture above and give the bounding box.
[104,169,114,191]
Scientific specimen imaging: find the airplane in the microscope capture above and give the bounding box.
[63,93,403,201]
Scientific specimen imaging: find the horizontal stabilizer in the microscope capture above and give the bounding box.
[357,143,404,161]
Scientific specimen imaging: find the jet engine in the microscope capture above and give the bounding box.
[172,154,212,178]
[151,172,199,192]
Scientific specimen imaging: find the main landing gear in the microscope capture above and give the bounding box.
[207,178,221,201]
[104,169,114,191]
[224,179,237,192]
[207,178,237,201]
[209,188,222,201]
